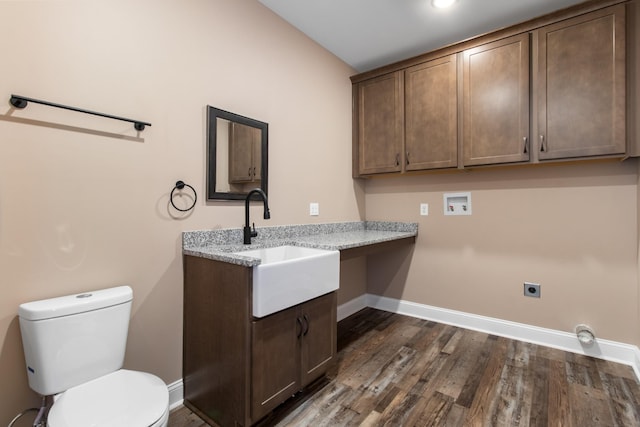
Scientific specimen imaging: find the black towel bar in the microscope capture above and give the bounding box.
[9,94,151,131]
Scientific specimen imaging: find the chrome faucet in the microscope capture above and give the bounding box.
[244,188,270,244]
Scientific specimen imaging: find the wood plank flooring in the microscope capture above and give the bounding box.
[169,308,640,426]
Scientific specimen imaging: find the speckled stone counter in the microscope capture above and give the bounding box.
[182,221,418,266]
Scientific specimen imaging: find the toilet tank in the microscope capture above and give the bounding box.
[18,286,133,396]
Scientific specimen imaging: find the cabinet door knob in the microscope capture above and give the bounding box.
[302,314,309,336]
[540,135,546,152]
[296,317,303,338]
[523,137,528,154]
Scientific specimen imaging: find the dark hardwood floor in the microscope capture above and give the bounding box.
[169,308,640,426]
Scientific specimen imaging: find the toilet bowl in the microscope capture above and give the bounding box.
[18,286,170,427]
[46,370,169,427]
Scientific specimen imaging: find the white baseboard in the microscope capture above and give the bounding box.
[337,293,369,321]
[167,378,184,411]
[357,293,640,380]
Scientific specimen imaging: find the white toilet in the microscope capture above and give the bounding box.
[18,285,169,427]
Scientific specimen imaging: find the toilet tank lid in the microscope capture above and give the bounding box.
[19,286,133,321]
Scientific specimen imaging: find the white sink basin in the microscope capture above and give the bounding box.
[234,245,339,318]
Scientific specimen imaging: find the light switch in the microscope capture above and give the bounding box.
[309,202,319,216]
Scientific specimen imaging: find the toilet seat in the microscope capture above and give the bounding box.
[47,369,169,427]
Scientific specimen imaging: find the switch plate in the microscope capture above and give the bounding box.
[420,203,429,216]
[309,202,319,216]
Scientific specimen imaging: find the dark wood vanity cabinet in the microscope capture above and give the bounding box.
[537,4,626,160]
[251,292,336,422]
[182,255,336,427]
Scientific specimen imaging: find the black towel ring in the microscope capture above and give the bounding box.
[170,180,197,212]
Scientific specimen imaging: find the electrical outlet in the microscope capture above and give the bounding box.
[420,203,429,216]
[309,202,319,216]
[524,282,540,298]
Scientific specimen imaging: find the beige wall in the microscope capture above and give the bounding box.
[0,0,359,423]
[365,160,639,345]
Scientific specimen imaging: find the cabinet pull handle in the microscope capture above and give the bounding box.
[395,153,400,166]
[296,317,303,338]
[248,167,252,177]
[253,167,256,177]
[302,314,309,336]
[540,135,546,152]
[406,152,410,165]
[523,137,528,154]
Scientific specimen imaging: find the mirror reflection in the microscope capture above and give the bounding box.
[207,106,268,200]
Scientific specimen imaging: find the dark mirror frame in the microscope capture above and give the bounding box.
[206,106,268,201]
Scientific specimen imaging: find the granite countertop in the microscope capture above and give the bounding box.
[182,221,418,266]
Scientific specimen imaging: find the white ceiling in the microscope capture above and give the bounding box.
[258,0,587,73]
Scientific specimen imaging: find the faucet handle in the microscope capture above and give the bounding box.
[251,222,258,238]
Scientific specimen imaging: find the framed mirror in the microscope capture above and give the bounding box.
[206,106,268,200]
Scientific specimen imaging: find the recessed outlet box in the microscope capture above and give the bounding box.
[524,282,540,298]
[444,192,471,216]
[309,202,319,216]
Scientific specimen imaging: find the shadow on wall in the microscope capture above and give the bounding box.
[0,316,40,427]
[366,244,415,301]
[363,159,639,194]
[0,109,144,143]
[353,179,366,220]
[124,237,184,382]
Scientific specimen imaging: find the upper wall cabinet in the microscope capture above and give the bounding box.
[405,54,458,170]
[351,0,637,178]
[462,34,530,166]
[354,55,458,176]
[355,72,404,175]
[537,4,626,160]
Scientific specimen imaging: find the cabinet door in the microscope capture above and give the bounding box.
[537,5,625,160]
[356,71,404,175]
[405,54,458,170]
[229,122,260,183]
[300,293,337,387]
[252,131,261,182]
[251,308,300,422]
[463,34,530,166]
